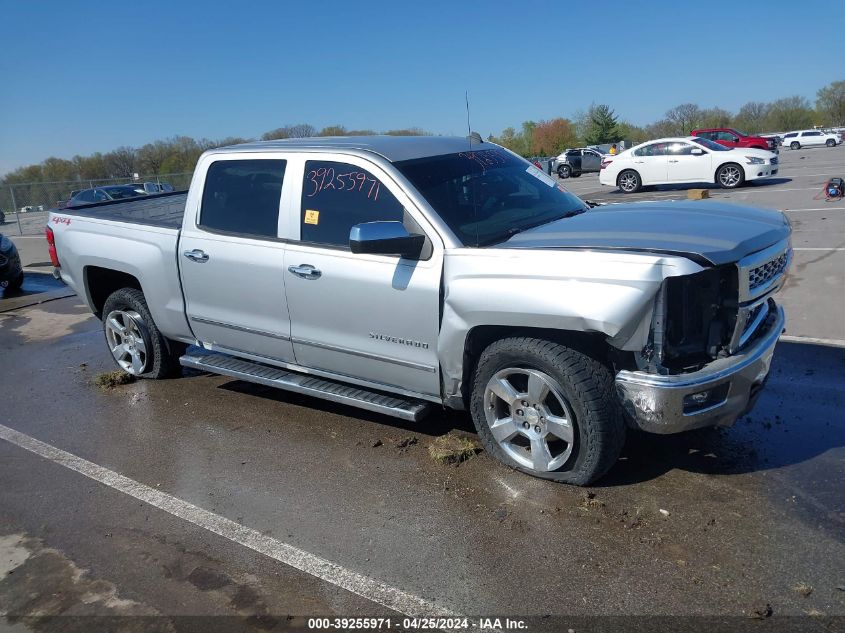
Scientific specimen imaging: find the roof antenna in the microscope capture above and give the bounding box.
[465,90,481,246]
[465,91,482,144]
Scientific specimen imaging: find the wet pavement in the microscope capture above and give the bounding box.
[1,297,844,631]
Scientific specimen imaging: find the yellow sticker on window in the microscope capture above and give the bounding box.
[304,209,320,225]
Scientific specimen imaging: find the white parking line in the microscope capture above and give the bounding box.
[783,207,845,212]
[0,423,462,621]
[792,247,845,251]
[780,335,845,348]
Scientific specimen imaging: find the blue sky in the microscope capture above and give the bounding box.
[1,0,842,175]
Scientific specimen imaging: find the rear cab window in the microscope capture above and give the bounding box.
[199,159,286,238]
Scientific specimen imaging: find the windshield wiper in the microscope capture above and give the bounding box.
[476,207,588,247]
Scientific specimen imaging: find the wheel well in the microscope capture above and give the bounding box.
[460,325,609,406]
[85,266,142,318]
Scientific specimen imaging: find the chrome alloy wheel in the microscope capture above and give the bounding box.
[718,165,742,187]
[104,309,149,375]
[619,172,638,192]
[484,368,576,472]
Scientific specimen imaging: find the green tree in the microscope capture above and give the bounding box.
[765,96,814,131]
[700,107,733,129]
[816,80,845,126]
[665,103,702,135]
[616,121,649,145]
[732,102,769,134]
[318,125,348,136]
[583,104,620,144]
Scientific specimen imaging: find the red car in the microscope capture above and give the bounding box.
[691,128,777,151]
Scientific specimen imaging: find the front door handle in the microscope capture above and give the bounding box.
[184,249,209,263]
[288,264,322,280]
[668,159,679,163]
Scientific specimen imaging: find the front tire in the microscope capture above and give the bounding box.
[102,287,184,379]
[716,163,744,189]
[557,164,571,178]
[470,337,625,485]
[2,271,24,292]
[617,169,641,193]
[790,141,800,150]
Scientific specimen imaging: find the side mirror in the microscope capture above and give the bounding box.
[691,148,705,156]
[349,221,425,258]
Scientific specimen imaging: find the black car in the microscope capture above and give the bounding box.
[68,185,146,206]
[0,233,24,292]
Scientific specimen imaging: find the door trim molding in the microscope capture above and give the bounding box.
[189,316,291,341]
[292,337,436,373]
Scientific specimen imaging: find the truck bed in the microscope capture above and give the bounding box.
[64,191,187,228]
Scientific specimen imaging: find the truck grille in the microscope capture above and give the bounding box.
[749,252,788,291]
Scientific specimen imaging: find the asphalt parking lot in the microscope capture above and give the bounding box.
[1,146,844,632]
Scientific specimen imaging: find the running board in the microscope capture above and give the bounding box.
[180,351,431,422]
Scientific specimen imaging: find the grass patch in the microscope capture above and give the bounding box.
[428,433,481,465]
[94,370,135,390]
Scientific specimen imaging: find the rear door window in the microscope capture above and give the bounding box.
[200,159,286,238]
[634,143,670,157]
[299,160,404,248]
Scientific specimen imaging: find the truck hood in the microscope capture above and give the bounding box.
[494,200,790,266]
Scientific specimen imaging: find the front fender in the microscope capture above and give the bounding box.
[439,248,703,402]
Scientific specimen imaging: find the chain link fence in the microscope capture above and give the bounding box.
[0,173,194,235]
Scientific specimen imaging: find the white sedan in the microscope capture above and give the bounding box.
[781,129,840,150]
[599,137,778,193]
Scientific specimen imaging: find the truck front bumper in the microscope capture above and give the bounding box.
[615,304,785,434]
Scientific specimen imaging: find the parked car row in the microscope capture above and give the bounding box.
[600,136,778,193]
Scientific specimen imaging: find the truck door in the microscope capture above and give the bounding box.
[581,150,601,172]
[281,155,442,398]
[715,131,739,148]
[179,156,296,363]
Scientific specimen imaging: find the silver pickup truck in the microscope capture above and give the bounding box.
[47,136,791,485]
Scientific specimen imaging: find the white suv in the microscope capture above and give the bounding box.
[781,129,840,149]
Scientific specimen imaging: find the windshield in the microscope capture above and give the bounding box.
[103,186,144,200]
[394,148,588,247]
[691,137,730,152]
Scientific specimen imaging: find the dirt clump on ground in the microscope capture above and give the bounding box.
[428,433,481,465]
[94,370,135,390]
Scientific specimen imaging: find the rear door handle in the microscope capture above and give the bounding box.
[183,249,209,263]
[668,159,679,163]
[288,264,321,279]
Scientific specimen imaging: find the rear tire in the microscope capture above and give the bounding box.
[716,162,745,189]
[470,337,625,485]
[557,164,571,178]
[790,141,800,150]
[617,169,641,193]
[826,139,836,147]
[102,287,185,379]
